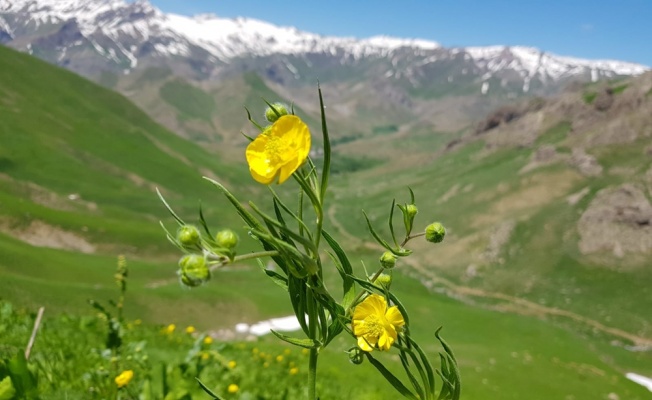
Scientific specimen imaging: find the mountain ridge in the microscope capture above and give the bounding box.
[1,0,647,91]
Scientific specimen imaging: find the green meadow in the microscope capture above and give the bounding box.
[0,44,651,399]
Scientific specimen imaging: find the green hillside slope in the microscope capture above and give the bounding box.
[0,44,650,399]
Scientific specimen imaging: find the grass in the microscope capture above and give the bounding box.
[0,44,651,399]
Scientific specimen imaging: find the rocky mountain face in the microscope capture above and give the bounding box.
[1,0,648,96]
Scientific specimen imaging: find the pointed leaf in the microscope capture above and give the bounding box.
[365,353,419,400]
[156,188,184,226]
[196,378,225,400]
[270,330,320,348]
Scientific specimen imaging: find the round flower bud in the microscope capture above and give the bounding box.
[379,251,397,269]
[406,204,418,219]
[178,254,210,287]
[177,225,201,247]
[425,222,446,243]
[348,347,364,365]
[373,273,392,290]
[215,229,239,249]
[264,102,289,123]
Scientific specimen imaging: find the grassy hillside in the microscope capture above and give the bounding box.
[0,44,651,398]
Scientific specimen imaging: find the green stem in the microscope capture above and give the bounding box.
[401,232,425,247]
[306,288,320,400]
[232,250,279,263]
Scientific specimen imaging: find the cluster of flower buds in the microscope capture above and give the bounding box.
[173,223,240,288]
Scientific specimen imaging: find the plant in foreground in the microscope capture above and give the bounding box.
[159,89,460,399]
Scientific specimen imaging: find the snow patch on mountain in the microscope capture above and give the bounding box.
[465,46,648,80]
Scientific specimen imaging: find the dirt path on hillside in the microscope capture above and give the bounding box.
[327,205,652,347]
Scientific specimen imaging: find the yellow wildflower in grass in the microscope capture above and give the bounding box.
[352,294,405,352]
[289,367,299,375]
[201,352,210,361]
[114,370,133,389]
[245,115,311,184]
[203,336,213,345]
[185,326,195,334]
[164,324,175,334]
[227,383,239,394]
[276,355,284,362]
[302,348,309,356]
[228,360,237,369]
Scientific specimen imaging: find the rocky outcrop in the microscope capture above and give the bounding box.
[578,184,652,261]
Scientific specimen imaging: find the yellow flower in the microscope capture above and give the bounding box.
[164,324,175,334]
[275,355,284,362]
[185,326,196,334]
[203,336,213,345]
[352,294,405,352]
[227,383,239,393]
[201,352,210,360]
[245,115,311,184]
[228,360,237,369]
[289,367,299,375]
[114,370,133,389]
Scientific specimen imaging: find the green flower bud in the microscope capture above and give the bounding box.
[215,229,239,249]
[406,204,418,219]
[379,251,397,269]
[373,273,392,290]
[264,102,289,123]
[177,225,201,247]
[348,347,364,365]
[178,254,210,287]
[425,222,446,243]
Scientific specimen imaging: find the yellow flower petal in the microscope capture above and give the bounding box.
[385,306,405,329]
[245,115,311,184]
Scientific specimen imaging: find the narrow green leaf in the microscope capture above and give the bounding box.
[409,336,436,396]
[257,259,288,291]
[288,276,310,335]
[270,330,320,348]
[196,378,224,399]
[388,198,399,248]
[244,106,264,132]
[268,188,312,241]
[322,231,356,309]
[398,339,425,400]
[362,210,394,251]
[204,178,264,231]
[365,353,419,400]
[198,202,213,238]
[409,187,415,204]
[249,202,317,256]
[156,188,184,226]
[318,84,331,203]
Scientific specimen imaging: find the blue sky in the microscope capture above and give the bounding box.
[150,0,651,66]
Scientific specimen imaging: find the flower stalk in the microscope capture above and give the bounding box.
[157,88,459,400]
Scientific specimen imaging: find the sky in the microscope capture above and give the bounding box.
[149,0,652,66]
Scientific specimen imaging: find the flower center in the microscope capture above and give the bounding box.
[363,314,385,338]
[264,136,286,164]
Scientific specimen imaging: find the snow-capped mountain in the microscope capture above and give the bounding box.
[1,0,647,94]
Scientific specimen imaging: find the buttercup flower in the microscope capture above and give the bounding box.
[115,370,133,388]
[245,115,311,184]
[352,294,405,352]
[227,383,239,393]
[185,325,195,334]
[164,324,175,334]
